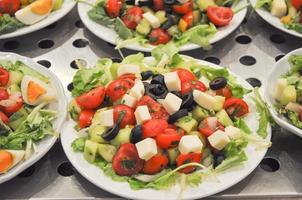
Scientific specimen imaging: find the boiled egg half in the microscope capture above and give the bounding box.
[0,150,25,174]
[21,75,56,106]
[15,0,53,25]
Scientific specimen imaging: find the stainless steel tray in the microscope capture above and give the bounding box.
[1,7,302,200]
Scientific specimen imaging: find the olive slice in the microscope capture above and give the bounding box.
[130,125,143,144]
[102,124,120,141]
[209,77,227,90]
[161,15,175,30]
[168,109,188,124]
[181,92,194,109]
[146,84,168,99]
[139,0,153,6]
[213,153,225,168]
[141,70,154,80]
[151,74,165,85]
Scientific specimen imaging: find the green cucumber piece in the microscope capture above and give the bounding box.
[216,109,233,126]
[97,144,117,162]
[175,115,198,133]
[136,19,151,36]
[167,147,179,166]
[8,71,23,85]
[9,108,28,130]
[84,140,98,163]
[110,127,132,147]
[88,124,109,144]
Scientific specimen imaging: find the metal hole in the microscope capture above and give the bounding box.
[260,157,280,172]
[246,78,261,88]
[235,35,252,44]
[57,162,75,177]
[67,83,74,92]
[44,22,57,29]
[70,59,87,69]
[3,40,20,50]
[38,39,55,49]
[204,56,221,65]
[275,54,285,62]
[239,55,256,66]
[73,39,89,48]
[75,20,84,28]
[37,60,51,68]
[270,34,286,44]
[18,166,36,178]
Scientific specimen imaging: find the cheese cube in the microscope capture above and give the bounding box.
[135,138,158,161]
[143,12,160,28]
[129,79,145,100]
[164,71,181,92]
[98,109,114,127]
[225,126,242,139]
[177,0,189,3]
[161,93,182,114]
[117,64,140,77]
[193,90,218,111]
[135,105,151,124]
[208,130,230,150]
[121,94,137,108]
[178,135,203,154]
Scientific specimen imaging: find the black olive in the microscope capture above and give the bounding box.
[181,92,194,109]
[130,125,143,143]
[164,0,175,5]
[139,0,153,6]
[164,6,173,14]
[299,68,302,76]
[213,154,225,168]
[125,0,135,4]
[187,102,197,112]
[151,74,165,85]
[146,84,168,99]
[209,77,227,90]
[161,15,176,30]
[141,70,154,80]
[168,109,188,124]
[102,124,120,141]
[143,82,150,92]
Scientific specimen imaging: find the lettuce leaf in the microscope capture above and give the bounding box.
[122,53,145,65]
[151,42,179,61]
[88,4,115,27]
[215,151,247,172]
[255,0,272,9]
[286,55,302,76]
[288,111,302,129]
[234,118,252,134]
[115,17,133,40]
[71,137,86,152]
[0,14,25,35]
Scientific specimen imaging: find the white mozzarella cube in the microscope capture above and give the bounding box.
[117,64,140,77]
[121,94,137,108]
[134,105,152,124]
[178,135,203,154]
[98,109,114,127]
[208,130,230,150]
[164,72,181,92]
[193,90,218,111]
[143,12,160,28]
[135,138,158,161]
[129,79,145,100]
[162,93,182,115]
[225,126,242,139]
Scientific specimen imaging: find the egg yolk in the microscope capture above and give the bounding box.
[27,81,46,103]
[31,0,53,15]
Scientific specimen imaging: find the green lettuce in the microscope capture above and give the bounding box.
[288,111,302,129]
[234,118,252,134]
[255,0,273,9]
[115,17,133,40]
[286,55,302,76]
[88,3,115,27]
[122,53,145,65]
[0,14,25,35]
[71,137,86,152]
[151,42,179,61]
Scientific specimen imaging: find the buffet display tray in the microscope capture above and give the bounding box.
[0,7,302,200]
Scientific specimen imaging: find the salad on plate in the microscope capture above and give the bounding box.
[67,51,271,193]
[0,59,58,174]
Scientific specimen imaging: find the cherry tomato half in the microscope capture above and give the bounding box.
[178,11,194,32]
[0,0,20,15]
[153,0,164,11]
[156,128,184,149]
[142,119,168,138]
[198,117,225,137]
[142,154,168,174]
[78,109,95,129]
[223,97,249,118]
[0,111,9,125]
[176,68,196,83]
[176,153,202,174]
[180,80,206,95]
[105,0,122,18]
[149,28,171,45]
[2,98,23,116]
[172,1,193,14]
[106,78,134,102]
[0,88,9,101]
[0,67,9,86]
[207,6,233,27]
[76,87,105,110]
[113,105,136,128]
[122,6,144,30]
[291,0,302,10]
[216,87,232,99]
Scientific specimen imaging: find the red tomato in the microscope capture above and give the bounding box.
[2,99,23,116]
[216,87,232,99]
[106,79,134,102]
[176,68,196,83]
[182,11,194,27]
[291,0,302,10]
[0,88,9,101]
[122,6,144,29]
[156,128,184,149]
[142,119,168,138]
[180,80,206,95]
[176,153,202,173]
[136,96,169,120]
[76,87,105,110]
[149,28,171,45]
[112,143,144,176]
[173,1,193,14]
[142,154,168,174]
[0,111,9,125]
[198,117,225,137]
[78,109,94,129]
[153,0,164,11]
[0,0,20,15]
[113,105,136,128]
[207,6,233,27]
[0,67,9,86]
[118,73,136,81]
[105,0,122,18]
[223,97,249,117]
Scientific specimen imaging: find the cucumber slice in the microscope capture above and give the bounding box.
[216,109,233,126]
[97,144,117,162]
[167,25,179,36]
[167,147,179,166]
[175,115,198,133]
[8,71,23,85]
[68,100,82,121]
[88,124,109,144]
[110,127,132,147]
[155,11,167,24]
[192,106,210,122]
[136,19,151,36]
[84,140,98,163]
[7,84,21,95]
[9,108,28,130]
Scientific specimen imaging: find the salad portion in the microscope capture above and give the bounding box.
[0,59,58,174]
[0,0,64,35]
[274,55,302,128]
[86,0,243,49]
[256,0,302,33]
[68,53,271,191]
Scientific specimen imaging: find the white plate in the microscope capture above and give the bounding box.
[78,1,247,52]
[264,48,302,137]
[250,0,302,39]
[0,0,76,40]
[61,56,271,200]
[0,52,68,184]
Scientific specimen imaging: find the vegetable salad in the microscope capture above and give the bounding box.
[69,52,271,191]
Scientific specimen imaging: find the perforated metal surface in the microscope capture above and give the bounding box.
[0,7,302,200]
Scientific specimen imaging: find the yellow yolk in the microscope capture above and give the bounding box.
[31,0,53,15]
[27,81,46,103]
